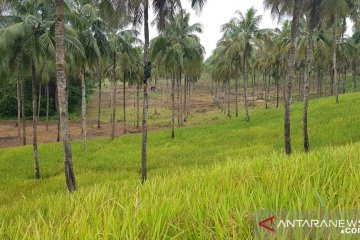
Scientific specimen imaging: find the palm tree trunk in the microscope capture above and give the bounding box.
[46,83,49,131]
[342,65,346,94]
[136,84,140,128]
[20,79,26,145]
[141,0,149,183]
[37,84,41,118]
[188,80,191,116]
[215,80,218,100]
[171,75,175,139]
[32,63,40,179]
[352,63,356,92]
[276,67,279,108]
[252,74,255,108]
[177,76,180,127]
[332,21,339,103]
[242,68,250,121]
[235,77,239,117]
[227,78,231,117]
[123,79,127,134]
[55,0,76,192]
[303,28,313,153]
[81,68,86,151]
[17,77,21,138]
[55,85,60,142]
[179,73,182,125]
[329,65,333,96]
[111,53,116,139]
[154,77,158,115]
[111,81,116,139]
[183,76,187,122]
[284,0,302,155]
[97,76,102,129]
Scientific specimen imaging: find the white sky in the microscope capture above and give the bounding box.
[142,0,354,59]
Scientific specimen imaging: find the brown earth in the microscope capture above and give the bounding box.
[0,82,273,148]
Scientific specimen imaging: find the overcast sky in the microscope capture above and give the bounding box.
[142,0,354,59]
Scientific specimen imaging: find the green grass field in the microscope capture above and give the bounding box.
[1,93,360,239]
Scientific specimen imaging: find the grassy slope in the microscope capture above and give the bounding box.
[1,93,360,239]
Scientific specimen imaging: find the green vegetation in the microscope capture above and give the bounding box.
[1,93,360,239]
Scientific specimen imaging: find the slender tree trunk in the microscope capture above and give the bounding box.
[20,79,26,145]
[81,68,87,151]
[111,53,117,140]
[276,66,279,108]
[46,83,49,131]
[55,0,76,192]
[263,70,268,109]
[97,77,102,129]
[235,77,239,117]
[171,75,175,139]
[188,81,191,116]
[215,80,218,100]
[111,81,116,139]
[332,21,339,103]
[303,28,313,153]
[32,63,40,179]
[317,69,321,98]
[177,75,180,127]
[154,77,158,115]
[55,85,60,142]
[267,75,271,108]
[136,84,140,128]
[352,63,356,92]
[183,76,187,122]
[243,48,250,121]
[37,84,41,118]
[284,0,302,155]
[141,0,149,183]
[252,74,255,108]
[17,77,21,138]
[123,79,126,134]
[221,82,225,112]
[179,73,182,125]
[329,65,333,96]
[227,78,231,117]
[342,65,346,94]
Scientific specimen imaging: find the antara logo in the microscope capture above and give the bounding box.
[259,216,276,232]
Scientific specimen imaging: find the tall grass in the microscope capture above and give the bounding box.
[1,93,360,239]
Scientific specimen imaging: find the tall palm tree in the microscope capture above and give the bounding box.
[55,0,76,192]
[0,0,56,179]
[218,7,265,121]
[151,10,204,139]
[302,0,322,152]
[321,0,358,103]
[265,0,304,155]
[135,0,206,182]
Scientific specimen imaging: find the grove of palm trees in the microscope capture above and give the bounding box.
[0,0,359,239]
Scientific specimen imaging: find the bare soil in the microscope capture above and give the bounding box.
[0,82,270,148]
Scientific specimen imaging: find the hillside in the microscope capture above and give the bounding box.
[1,93,360,239]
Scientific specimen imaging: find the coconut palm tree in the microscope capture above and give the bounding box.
[128,0,207,183]
[0,0,56,179]
[301,0,322,152]
[220,7,265,122]
[66,0,105,151]
[264,0,304,155]
[321,0,359,103]
[151,10,204,139]
[55,0,77,192]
